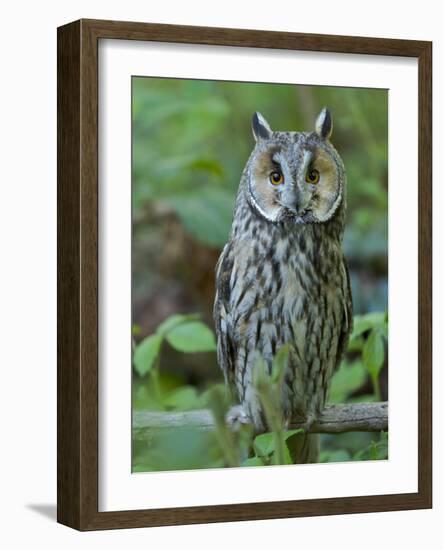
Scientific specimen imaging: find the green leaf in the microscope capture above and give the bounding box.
[133,334,162,377]
[350,318,373,340]
[206,385,230,424]
[282,442,293,465]
[370,441,379,460]
[198,383,230,409]
[351,312,387,340]
[283,429,305,440]
[329,360,367,404]
[377,322,388,340]
[242,456,265,467]
[362,312,387,327]
[253,433,274,457]
[353,432,388,461]
[378,431,389,459]
[166,321,217,353]
[362,329,385,378]
[163,386,200,411]
[270,344,290,385]
[347,336,365,353]
[132,380,163,411]
[253,429,303,458]
[253,352,268,388]
[156,313,199,337]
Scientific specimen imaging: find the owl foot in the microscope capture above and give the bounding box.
[304,413,317,432]
[225,405,252,431]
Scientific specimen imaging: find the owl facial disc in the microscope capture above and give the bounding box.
[247,109,345,224]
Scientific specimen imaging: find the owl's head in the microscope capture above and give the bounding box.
[245,108,345,224]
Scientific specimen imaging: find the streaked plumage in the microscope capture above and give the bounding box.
[213,109,353,462]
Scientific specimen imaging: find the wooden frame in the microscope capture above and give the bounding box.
[57,18,432,530]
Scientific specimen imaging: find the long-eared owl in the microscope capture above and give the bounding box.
[213,108,353,462]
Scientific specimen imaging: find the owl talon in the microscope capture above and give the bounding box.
[225,405,251,430]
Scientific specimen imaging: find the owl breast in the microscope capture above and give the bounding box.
[215,213,351,432]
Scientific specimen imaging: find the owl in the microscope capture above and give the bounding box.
[213,108,353,463]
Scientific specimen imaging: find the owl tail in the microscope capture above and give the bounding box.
[286,433,320,464]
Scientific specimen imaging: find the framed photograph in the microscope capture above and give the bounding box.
[57,19,432,530]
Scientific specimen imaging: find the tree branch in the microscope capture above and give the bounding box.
[133,401,388,438]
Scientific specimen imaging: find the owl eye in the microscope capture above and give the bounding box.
[306,168,320,184]
[269,170,284,185]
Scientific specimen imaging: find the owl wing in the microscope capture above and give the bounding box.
[213,242,237,389]
[335,259,353,371]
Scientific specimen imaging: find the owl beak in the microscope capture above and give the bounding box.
[283,186,305,216]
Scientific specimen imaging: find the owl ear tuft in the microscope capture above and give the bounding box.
[315,107,333,140]
[252,112,272,141]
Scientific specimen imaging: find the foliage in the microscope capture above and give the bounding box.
[132,312,388,472]
[133,314,216,378]
[348,311,388,400]
[133,78,387,250]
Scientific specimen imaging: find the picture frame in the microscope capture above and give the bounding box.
[57,18,432,530]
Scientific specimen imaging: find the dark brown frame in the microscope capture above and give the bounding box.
[57,18,432,531]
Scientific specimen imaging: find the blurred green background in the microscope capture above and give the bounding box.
[132,77,388,472]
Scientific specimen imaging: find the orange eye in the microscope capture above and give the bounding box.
[306,168,320,184]
[269,170,284,185]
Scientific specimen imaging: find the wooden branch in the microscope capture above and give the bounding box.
[133,402,388,438]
